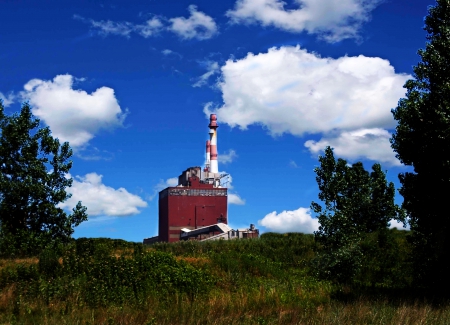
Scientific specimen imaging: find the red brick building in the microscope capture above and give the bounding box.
[144,166,228,243]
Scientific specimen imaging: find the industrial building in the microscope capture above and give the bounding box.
[143,114,259,244]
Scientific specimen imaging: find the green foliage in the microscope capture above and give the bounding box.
[152,232,317,267]
[355,229,413,289]
[390,0,450,291]
[0,101,87,256]
[0,235,427,324]
[0,240,214,310]
[311,147,403,283]
[38,248,61,279]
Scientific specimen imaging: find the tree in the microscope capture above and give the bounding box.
[390,0,450,291]
[0,100,87,255]
[311,147,401,283]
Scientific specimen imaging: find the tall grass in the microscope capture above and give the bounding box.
[0,232,448,324]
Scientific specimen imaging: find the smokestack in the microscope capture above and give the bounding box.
[205,140,211,172]
[208,114,219,173]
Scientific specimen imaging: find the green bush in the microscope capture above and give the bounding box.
[0,242,214,308]
[38,248,61,279]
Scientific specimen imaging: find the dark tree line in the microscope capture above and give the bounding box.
[390,0,450,292]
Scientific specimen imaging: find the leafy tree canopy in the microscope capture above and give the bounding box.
[311,146,403,282]
[390,0,450,290]
[0,100,87,255]
[312,147,402,245]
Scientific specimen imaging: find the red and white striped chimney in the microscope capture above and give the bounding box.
[205,140,211,172]
[208,114,219,173]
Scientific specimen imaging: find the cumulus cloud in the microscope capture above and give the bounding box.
[218,149,238,164]
[193,61,220,87]
[305,128,401,166]
[0,92,15,107]
[61,173,147,216]
[169,5,218,40]
[226,0,381,42]
[206,46,409,137]
[74,14,163,38]
[205,46,409,163]
[228,193,245,205]
[389,218,409,230]
[21,74,126,148]
[258,207,319,233]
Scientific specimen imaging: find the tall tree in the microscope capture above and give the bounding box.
[311,147,401,283]
[0,100,87,255]
[390,0,450,290]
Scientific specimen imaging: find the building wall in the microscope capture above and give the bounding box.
[158,194,169,243]
[158,179,228,243]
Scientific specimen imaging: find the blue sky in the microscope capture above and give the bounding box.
[0,0,430,241]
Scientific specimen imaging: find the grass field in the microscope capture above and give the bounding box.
[0,232,448,325]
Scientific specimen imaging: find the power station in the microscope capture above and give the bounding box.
[143,114,259,244]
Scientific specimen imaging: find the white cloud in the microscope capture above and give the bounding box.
[74,14,163,38]
[305,128,401,166]
[90,19,134,37]
[258,207,319,233]
[76,7,216,41]
[218,149,238,164]
[228,193,245,205]
[61,173,147,217]
[162,49,173,55]
[75,146,114,161]
[193,61,219,87]
[161,49,183,58]
[21,74,126,148]
[389,218,409,230]
[0,92,15,107]
[226,0,381,42]
[206,46,409,137]
[169,5,218,40]
[136,17,164,37]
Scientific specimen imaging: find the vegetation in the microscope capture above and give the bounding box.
[3,233,447,325]
[311,147,403,284]
[0,101,87,257]
[390,0,450,291]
